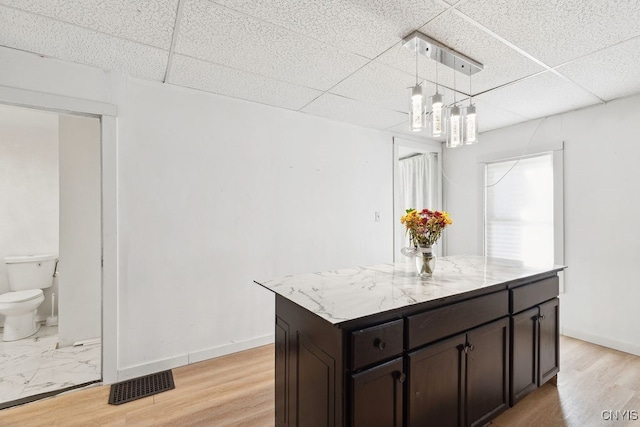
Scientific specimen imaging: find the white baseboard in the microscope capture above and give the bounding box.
[115,334,275,384]
[561,327,640,357]
[117,354,189,382]
[189,334,275,364]
[73,337,100,346]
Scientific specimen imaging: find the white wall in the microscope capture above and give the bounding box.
[58,114,102,347]
[116,79,393,377]
[0,104,59,323]
[0,47,402,378]
[443,94,640,356]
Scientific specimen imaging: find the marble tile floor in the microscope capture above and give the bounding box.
[0,325,100,405]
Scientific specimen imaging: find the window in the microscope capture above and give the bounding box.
[485,153,555,266]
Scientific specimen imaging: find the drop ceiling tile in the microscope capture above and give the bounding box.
[0,6,168,80]
[377,44,461,92]
[375,46,477,106]
[419,10,545,94]
[212,0,448,59]
[329,59,470,117]
[470,99,529,132]
[557,36,640,102]
[330,62,422,112]
[0,0,178,49]
[457,0,640,67]
[168,55,323,110]
[176,0,369,91]
[301,93,408,130]
[475,71,601,120]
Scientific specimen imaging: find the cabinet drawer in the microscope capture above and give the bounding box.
[510,277,559,314]
[407,291,508,350]
[351,319,403,370]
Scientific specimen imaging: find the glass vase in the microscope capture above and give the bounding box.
[415,245,436,277]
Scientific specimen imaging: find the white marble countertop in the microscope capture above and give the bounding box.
[255,255,565,326]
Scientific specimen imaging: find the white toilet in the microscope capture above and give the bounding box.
[0,254,57,341]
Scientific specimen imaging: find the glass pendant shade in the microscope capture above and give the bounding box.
[401,31,483,147]
[409,84,425,131]
[463,104,478,144]
[429,93,445,137]
[447,105,462,148]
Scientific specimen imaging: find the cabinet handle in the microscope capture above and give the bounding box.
[465,343,475,353]
[374,338,386,350]
[538,315,545,323]
[393,371,406,383]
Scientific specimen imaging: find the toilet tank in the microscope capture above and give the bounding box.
[4,254,58,291]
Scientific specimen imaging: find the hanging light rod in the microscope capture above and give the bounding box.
[402,31,483,75]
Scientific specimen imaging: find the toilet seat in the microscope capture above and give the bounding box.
[0,289,43,303]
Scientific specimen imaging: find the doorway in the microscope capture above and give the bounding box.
[0,104,102,407]
[393,137,443,261]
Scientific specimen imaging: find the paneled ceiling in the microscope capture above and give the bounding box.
[2,0,640,137]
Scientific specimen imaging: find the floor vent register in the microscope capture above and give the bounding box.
[108,370,175,405]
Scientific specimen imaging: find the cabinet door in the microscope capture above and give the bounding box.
[466,318,509,427]
[408,334,466,427]
[538,298,560,385]
[510,307,539,406]
[352,358,404,427]
[298,335,335,427]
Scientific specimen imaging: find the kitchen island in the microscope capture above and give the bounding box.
[255,255,565,427]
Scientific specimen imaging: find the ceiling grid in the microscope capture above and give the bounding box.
[1,0,639,135]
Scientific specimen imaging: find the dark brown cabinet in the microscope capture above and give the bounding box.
[408,318,509,427]
[538,298,560,385]
[466,318,510,427]
[275,297,344,427]
[510,294,560,405]
[408,335,465,427]
[352,358,404,427]
[271,271,561,427]
[351,319,403,370]
[510,307,538,405]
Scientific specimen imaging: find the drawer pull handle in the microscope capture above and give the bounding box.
[374,338,386,350]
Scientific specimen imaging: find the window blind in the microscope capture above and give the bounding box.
[485,153,554,266]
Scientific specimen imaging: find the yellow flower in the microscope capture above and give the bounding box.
[441,211,453,225]
[401,208,453,247]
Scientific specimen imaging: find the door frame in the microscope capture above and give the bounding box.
[0,85,118,384]
[392,136,443,262]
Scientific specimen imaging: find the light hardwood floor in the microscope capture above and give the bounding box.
[0,336,638,426]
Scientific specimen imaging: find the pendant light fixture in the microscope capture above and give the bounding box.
[409,48,425,131]
[446,58,462,148]
[463,67,478,145]
[402,31,483,146]
[429,61,446,138]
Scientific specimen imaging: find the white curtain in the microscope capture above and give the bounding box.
[399,153,438,212]
[396,153,439,258]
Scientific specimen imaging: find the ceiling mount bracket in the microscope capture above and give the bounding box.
[402,31,483,75]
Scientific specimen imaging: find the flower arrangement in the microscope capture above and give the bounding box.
[400,208,453,247]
